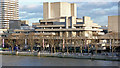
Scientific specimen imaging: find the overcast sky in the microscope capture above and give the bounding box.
[19,0,119,26]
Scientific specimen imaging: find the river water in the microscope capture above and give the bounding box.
[1,55,120,66]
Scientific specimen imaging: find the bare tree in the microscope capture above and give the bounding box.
[16,33,26,51]
[66,37,70,54]
[87,40,91,55]
[36,33,44,52]
[72,36,80,53]
[80,39,84,54]
[80,32,87,54]
[0,37,2,47]
[48,35,54,53]
[77,36,83,54]
[109,32,118,56]
[73,37,77,53]
[28,33,35,52]
[54,38,59,53]
[6,34,14,52]
[90,38,96,55]
[63,32,69,54]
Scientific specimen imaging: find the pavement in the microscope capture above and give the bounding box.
[0,51,120,61]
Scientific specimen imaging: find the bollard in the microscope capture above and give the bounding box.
[16,51,18,56]
[37,52,40,57]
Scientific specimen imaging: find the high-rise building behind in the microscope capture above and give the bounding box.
[108,16,119,33]
[0,0,19,29]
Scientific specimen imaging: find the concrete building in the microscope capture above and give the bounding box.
[9,20,21,29]
[0,0,19,29]
[34,16,103,38]
[33,2,104,39]
[9,20,29,30]
[3,20,34,37]
[108,16,120,33]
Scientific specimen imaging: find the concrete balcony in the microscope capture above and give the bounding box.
[35,28,84,32]
[98,32,104,35]
[36,25,65,28]
[93,32,104,36]
[74,24,85,27]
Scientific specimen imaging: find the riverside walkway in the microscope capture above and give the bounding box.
[0,51,120,61]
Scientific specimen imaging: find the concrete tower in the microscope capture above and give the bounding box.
[43,2,77,19]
